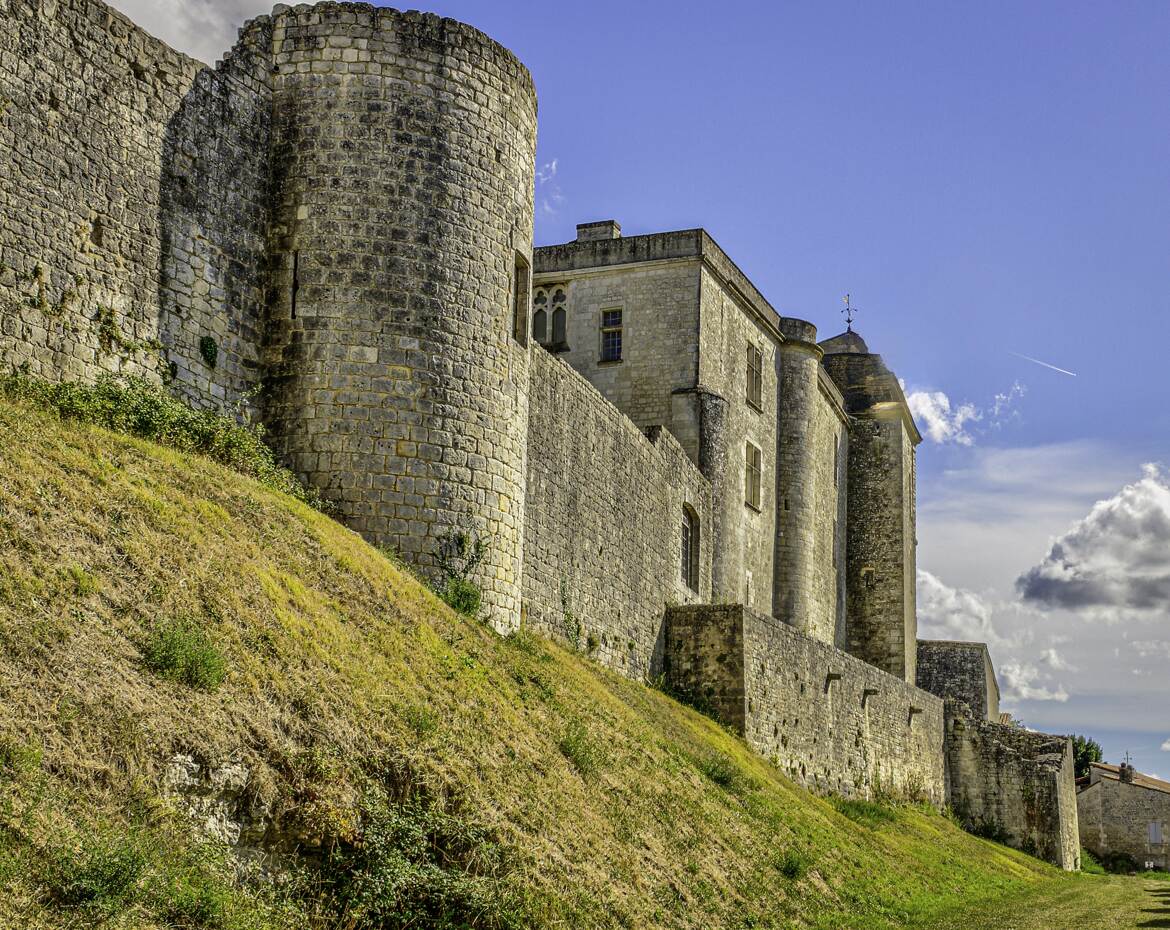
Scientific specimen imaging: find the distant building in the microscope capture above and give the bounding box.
[1078,762,1170,869]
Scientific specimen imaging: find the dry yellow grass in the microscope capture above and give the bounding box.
[0,395,1159,929]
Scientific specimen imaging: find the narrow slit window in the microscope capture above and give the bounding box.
[512,253,530,346]
[600,308,622,362]
[745,441,762,510]
[833,433,840,487]
[746,343,763,409]
[681,506,700,592]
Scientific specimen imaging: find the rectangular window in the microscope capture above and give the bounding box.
[746,343,763,409]
[1151,822,1164,845]
[745,441,762,510]
[512,253,530,346]
[600,308,622,362]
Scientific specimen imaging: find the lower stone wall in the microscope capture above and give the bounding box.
[945,704,1079,870]
[665,604,946,804]
[522,349,712,678]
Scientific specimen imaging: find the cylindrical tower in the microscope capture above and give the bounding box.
[262,4,537,632]
[773,317,822,632]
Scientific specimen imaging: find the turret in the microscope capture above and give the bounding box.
[821,330,922,682]
[261,5,538,633]
[773,317,822,634]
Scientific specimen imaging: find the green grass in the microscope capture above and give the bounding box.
[0,390,1164,929]
[142,617,228,691]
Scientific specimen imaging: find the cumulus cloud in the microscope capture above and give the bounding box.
[906,390,981,445]
[1162,739,1170,752]
[109,0,270,64]
[1017,464,1170,610]
[904,380,1027,447]
[917,570,1003,644]
[999,661,1069,703]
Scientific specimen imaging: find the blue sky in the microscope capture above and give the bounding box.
[116,0,1170,774]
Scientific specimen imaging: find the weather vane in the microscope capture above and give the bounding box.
[842,293,858,332]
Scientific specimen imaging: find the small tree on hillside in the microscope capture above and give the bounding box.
[1071,734,1103,779]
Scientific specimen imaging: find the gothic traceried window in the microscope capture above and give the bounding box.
[532,289,548,342]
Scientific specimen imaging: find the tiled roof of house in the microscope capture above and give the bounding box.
[1091,762,1170,796]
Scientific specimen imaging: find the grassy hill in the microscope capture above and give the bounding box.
[0,387,1159,929]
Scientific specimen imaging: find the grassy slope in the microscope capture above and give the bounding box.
[0,395,1158,929]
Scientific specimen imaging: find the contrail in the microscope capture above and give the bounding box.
[1010,351,1077,377]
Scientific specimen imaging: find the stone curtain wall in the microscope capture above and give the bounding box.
[260,5,538,632]
[0,0,274,414]
[159,20,275,415]
[946,706,1079,869]
[916,640,999,722]
[523,349,711,678]
[666,605,946,804]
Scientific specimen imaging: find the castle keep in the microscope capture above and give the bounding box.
[0,0,1078,868]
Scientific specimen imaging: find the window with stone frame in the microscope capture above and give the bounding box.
[746,343,763,410]
[745,441,762,510]
[512,253,530,346]
[600,308,622,362]
[1151,821,1164,845]
[532,289,548,343]
[551,287,568,348]
[681,506,700,592]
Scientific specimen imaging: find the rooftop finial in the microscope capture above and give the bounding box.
[842,293,858,332]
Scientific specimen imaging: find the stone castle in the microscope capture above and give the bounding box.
[0,0,1079,868]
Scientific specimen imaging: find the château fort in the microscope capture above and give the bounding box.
[0,0,1080,868]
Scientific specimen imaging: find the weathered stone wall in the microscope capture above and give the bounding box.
[0,0,274,414]
[697,266,779,614]
[666,604,946,804]
[945,705,1079,869]
[773,318,847,645]
[523,349,711,677]
[822,351,920,682]
[1078,769,1170,869]
[260,4,538,632]
[531,259,701,451]
[916,640,1000,722]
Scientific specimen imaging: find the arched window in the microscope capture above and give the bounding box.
[533,308,547,342]
[552,306,566,346]
[681,506,700,592]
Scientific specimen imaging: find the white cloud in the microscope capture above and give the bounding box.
[1133,640,1170,658]
[917,569,1006,646]
[999,661,1069,703]
[906,389,981,446]
[904,380,1027,447]
[1162,739,1170,752]
[990,381,1027,425]
[108,0,270,64]
[1039,647,1076,671]
[536,158,565,217]
[1018,464,1170,611]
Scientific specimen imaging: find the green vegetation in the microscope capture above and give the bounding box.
[142,618,228,691]
[1071,734,1104,779]
[0,372,325,509]
[433,529,487,617]
[0,390,1164,929]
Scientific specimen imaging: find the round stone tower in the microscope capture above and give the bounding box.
[262,4,537,632]
[773,317,822,633]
